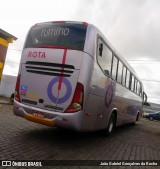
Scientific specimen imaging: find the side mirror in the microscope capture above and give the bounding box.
[104,70,110,76]
[143,92,148,104]
[99,43,103,56]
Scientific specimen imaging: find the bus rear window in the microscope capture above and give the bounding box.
[24,23,87,51]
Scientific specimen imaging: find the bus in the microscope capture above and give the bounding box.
[13,21,145,135]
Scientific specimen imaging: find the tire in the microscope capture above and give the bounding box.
[132,113,139,126]
[149,116,154,121]
[136,113,139,122]
[103,113,115,136]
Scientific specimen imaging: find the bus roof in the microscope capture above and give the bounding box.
[33,21,88,27]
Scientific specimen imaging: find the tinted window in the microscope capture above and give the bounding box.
[137,82,140,95]
[25,23,87,51]
[97,39,112,76]
[131,75,135,92]
[122,66,127,86]
[134,79,137,94]
[112,56,118,80]
[117,61,123,84]
[126,69,130,88]
[139,82,142,96]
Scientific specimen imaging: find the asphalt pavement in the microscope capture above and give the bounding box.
[0,103,160,169]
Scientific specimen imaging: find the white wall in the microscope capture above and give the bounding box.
[0,74,17,97]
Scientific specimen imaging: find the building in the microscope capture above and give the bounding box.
[0,28,17,82]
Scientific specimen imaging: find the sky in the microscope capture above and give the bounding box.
[1,0,160,104]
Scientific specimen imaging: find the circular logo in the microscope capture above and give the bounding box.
[105,81,113,107]
[47,77,72,104]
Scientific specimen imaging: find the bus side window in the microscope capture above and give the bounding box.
[117,61,123,84]
[97,38,112,76]
[126,69,130,88]
[139,83,142,96]
[111,56,118,80]
[131,75,135,92]
[122,66,127,86]
[134,79,137,94]
[137,81,140,95]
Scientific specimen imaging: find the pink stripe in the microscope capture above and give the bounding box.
[62,49,67,64]
[58,49,67,91]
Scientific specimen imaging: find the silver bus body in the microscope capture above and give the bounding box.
[13,21,143,132]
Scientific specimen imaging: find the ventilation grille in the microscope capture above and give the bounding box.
[25,61,75,77]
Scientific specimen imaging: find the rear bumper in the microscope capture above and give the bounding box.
[24,113,55,126]
[13,100,83,131]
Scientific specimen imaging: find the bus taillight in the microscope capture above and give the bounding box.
[14,74,21,102]
[66,83,84,113]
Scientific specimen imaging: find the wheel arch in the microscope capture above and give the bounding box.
[136,111,140,121]
[112,109,117,126]
[103,108,117,136]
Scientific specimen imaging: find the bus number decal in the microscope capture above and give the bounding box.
[105,81,113,107]
[47,77,72,104]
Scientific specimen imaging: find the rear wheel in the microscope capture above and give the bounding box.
[104,113,115,136]
[136,113,139,122]
[131,113,139,126]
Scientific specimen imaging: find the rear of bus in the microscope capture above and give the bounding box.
[13,21,91,130]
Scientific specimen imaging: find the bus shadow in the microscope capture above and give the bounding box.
[12,123,140,160]
[24,122,137,144]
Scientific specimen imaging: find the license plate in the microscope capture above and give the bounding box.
[33,111,44,118]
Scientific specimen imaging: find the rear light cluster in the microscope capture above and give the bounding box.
[14,75,21,102]
[66,82,84,113]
